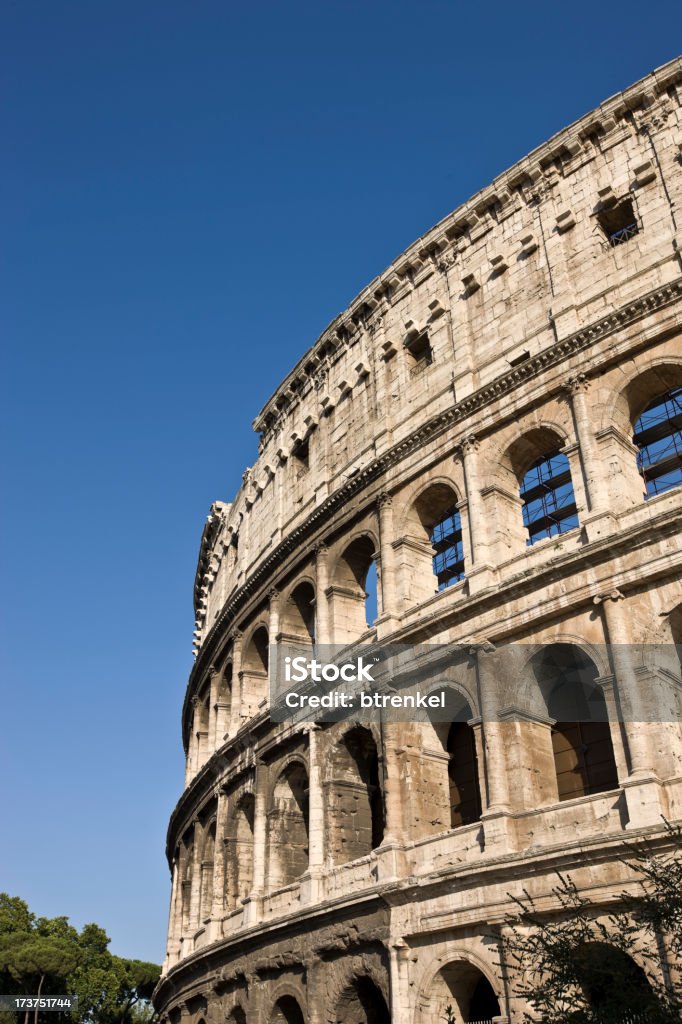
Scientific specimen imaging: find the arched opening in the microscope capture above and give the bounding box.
[534,645,619,801]
[215,661,232,744]
[228,793,255,907]
[281,582,316,647]
[397,483,464,606]
[446,723,482,828]
[335,977,390,1024]
[430,961,501,1024]
[328,727,384,864]
[227,1008,246,1024]
[194,692,211,769]
[269,996,305,1024]
[430,691,482,829]
[179,835,193,932]
[575,943,659,1019]
[241,626,269,719]
[268,762,309,888]
[199,822,215,922]
[331,536,378,642]
[520,450,578,544]
[632,387,682,497]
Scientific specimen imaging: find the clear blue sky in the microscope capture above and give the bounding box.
[1,0,679,963]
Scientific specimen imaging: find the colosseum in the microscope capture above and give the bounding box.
[155,59,682,1024]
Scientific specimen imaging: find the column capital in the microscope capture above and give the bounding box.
[562,372,590,395]
[208,664,220,678]
[314,540,328,555]
[377,491,393,509]
[230,628,243,643]
[268,587,280,603]
[593,588,625,606]
[454,434,479,458]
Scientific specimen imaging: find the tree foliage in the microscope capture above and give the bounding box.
[503,822,682,1024]
[0,896,160,1024]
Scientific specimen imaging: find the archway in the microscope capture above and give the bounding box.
[331,536,377,642]
[328,727,384,864]
[268,762,310,887]
[575,943,660,1019]
[335,976,390,1024]
[533,645,618,801]
[429,960,501,1024]
[269,996,304,1024]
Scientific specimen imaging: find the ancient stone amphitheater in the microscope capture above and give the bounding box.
[155,59,682,1024]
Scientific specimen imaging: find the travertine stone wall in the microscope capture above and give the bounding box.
[156,59,682,1024]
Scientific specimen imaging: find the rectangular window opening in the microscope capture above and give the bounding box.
[598,197,640,247]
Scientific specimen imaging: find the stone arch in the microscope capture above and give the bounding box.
[416,949,503,1024]
[605,359,682,506]
[227,791,255,907]
[428,689,482,829]
[397,479,465,604]
[280,579,316,647]
[179,834,193,933]
[334,977,390,1024]
[574,941,660,1018]
[329,532,379,643]
[241,625,269,718]
[327,725,384,865]
[267,760,310,888]
[194,690,211,770]
[198,819,216,922]
[268,995,305,1024]
[214,653,233,744]
[530,643,619,802]
[484,421,577,552]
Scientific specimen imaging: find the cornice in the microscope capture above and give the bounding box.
[251,57,682,442]
[183,275,682,737]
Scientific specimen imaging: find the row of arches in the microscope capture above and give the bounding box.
[191,379,681,756]
[180,940,662,1023]
[178,641,653,939]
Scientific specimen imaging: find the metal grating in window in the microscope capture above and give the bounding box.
[608,221,639,246]
[430,506,465,590]
[633,387,682,497]
[520,451,579,545]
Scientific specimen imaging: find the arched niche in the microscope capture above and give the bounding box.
[334,976,390,1024]
[227,792,255,908]
[396,482,465,607]
[329,535,378,644]
[327,726,384,865]
[532,644,619,801]
[267,762,310,888]
[269,996,305,1024]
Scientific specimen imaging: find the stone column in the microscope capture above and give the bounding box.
[389,938,411,1024]
[304,955,325,1024]
[188,819,202,932]
[300,725,325,904]
[376,492,400,633]
[246,761,268,924]
[314,543,330,647]
[563,374,616,539]
[474,645,516,851]
[594,590,663,827]
[208,666,220,752]
[228,630,243,735]
[165,855,181,966]
[268,588,280,643]
[455,437,495,591]
[211,789,228,930]
[307,725,324,872]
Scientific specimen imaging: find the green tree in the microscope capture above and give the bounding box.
[502,823,682,1024]
[0,896,160,1024]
